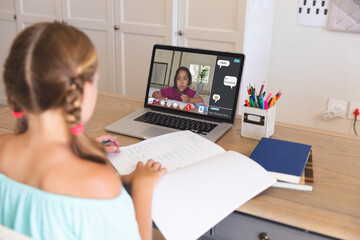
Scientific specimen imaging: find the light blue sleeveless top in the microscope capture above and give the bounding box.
[0,173,141,240]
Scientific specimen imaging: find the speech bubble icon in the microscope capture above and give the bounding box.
[224,76,237,89]
[213,94,220,103]
[217,60,230,68]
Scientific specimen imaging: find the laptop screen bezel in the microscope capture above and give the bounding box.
[143,44,245,124]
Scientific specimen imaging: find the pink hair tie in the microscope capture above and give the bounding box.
[70,123,84,136]
[12,111,24,119]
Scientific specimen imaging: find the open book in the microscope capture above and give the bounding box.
[108,131,275,240]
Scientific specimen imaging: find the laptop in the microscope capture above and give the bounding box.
[105,44,245,142]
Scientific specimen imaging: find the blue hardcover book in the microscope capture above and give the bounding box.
[250,138,312,184]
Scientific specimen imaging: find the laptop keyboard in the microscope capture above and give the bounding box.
[134,112,218,134]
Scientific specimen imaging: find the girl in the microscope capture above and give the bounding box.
[152,66,204,104]
[0,22,166,240]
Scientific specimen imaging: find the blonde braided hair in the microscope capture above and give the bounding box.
[4,22,107,164]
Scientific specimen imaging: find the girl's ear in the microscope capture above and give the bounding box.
[81,79,98,123]
[82,81,91,103]
[82,71,99,106]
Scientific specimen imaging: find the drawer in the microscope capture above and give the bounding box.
[200,212,337,240]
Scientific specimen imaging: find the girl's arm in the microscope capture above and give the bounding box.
[152,91,166,100]
[123,160,166,240]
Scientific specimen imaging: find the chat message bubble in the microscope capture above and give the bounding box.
[212,94,220,103]
[217,60,230,68]
[224,76,237,89]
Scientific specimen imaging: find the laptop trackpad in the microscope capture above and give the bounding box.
[141,127,177,139]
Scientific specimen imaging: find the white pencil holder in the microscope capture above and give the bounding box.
[241,105,276,140]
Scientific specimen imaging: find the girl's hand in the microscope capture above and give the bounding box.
[95,134,120,153]
[181,94,189,103]
[122,159,166,187]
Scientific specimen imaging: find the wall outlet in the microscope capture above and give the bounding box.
[298,0,330,27]
[327,98,347,118]
[348,101,360,120]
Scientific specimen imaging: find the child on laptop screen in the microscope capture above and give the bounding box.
[0,22,166,240]
[152,66,204,104]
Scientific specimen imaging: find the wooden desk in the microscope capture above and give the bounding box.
[0,93,359,239]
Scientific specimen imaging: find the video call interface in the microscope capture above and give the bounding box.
[147,49,242,120]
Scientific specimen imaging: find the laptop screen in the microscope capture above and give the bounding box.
[145,45,245,123]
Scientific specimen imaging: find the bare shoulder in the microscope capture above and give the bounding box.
[79,161,123,199]
[42,157,123,199]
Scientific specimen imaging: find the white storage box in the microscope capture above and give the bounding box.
[241,105,276,140]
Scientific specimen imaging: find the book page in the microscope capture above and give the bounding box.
[152,150,276,240]
[107,131,225,175]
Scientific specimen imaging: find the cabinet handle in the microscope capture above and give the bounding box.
[114,25,120,30]
[209,227,215,236]
[62,20,68,25]
[178,30,184,36]
[13,14,17,20]
[258,232,270,240]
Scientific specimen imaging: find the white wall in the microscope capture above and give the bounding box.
[267,0,360,135]
[238,0,275,115]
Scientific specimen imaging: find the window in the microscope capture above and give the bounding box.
[189,64,210,84]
